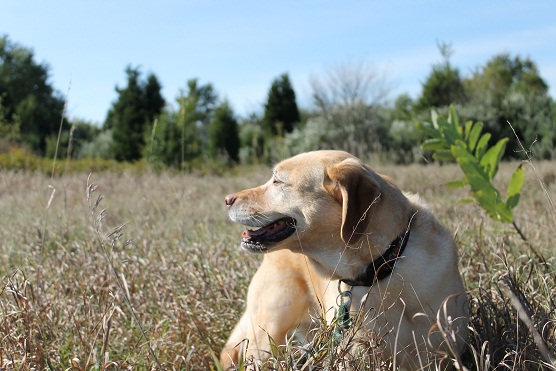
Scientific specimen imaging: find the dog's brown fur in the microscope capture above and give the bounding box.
[221,150,468,370]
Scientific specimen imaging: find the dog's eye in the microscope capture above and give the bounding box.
[272,173,284,185]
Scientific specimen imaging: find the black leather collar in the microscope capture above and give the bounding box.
[341,228,411,287]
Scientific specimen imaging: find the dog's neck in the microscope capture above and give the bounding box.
[303,213,415,287]
[341,227,411,287]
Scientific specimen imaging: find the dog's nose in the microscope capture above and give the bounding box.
[225,194,236,207]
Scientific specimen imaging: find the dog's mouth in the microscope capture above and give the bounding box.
[241,217,297,253]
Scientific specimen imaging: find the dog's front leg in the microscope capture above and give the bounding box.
[220,255,310,369]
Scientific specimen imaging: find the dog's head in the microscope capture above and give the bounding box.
[225,150,411,256]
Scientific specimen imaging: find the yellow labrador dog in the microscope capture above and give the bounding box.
[221,150,468,369]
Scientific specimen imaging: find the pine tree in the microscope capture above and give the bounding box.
[415,43,466,112]
[144,73,165,124]
[105,66,164,161]
[263,73,300,136]
[208,100,240,163]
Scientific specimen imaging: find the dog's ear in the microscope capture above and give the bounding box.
[324,158,381,245]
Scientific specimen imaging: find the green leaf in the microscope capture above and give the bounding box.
[463,120,474,141]
[431,109,439,128]
[467,121,484,152]
[418,107,517,226]
[422,138,448,151]
[416,121,441,139]
[480,138,508,180]
[474,132,491,160]
[463,169,513,223]
[506,164,525,210]
[446,180,466,188]
[438,117,462,146]
[448,104,460,130]
[432,149,456,161]
[452,142,513,223]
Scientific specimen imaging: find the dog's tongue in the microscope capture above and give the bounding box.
[243,220,287,238]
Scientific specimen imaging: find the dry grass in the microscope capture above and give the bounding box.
[0,161,555,370]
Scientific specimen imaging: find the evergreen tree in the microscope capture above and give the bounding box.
[263,73,300,136]
[145,102,201,168]
[144,73,165,124]
[0,35,65,153]
[415,43,466,112]
[146,80,216,168]
[105,66,164,161]
[182,79,217,128]
[208,100,240,163]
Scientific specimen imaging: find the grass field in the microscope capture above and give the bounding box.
[0,160,555,370]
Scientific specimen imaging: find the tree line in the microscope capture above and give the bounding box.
[1,35,554,168]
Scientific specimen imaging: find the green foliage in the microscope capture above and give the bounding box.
[143,73,165,125]
[144,79,218,169]
[238,114,266,164]
[0,145,145,174]
[144,110,182,168]
[283,103,391,161]
[208,100,240,163]
[0,95,21,152]
[180,79,218,128]
[0,35,65,154]
[78,129,115,159]
[414,43,467,112]
[418,105,524,223]
[70,119,102,155]
[413,49,555,160]
[390,93,414,122]
[105,66,165,161]
[388,119,421,164]
[458,53,553,158]
[174,79,217,159]
[465,54,548,103]
[263,73,300,136]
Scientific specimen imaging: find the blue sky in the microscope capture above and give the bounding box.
[2,1,555,125]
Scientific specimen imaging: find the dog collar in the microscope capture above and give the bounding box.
[341,227,411,287]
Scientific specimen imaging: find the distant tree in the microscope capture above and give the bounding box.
[69,119,101,157]
[462,53,553,158]
[386,93,421,163]
[105,66,164,161]
[310,60,390,111]
[144,108,185,167]
[284,103,390,159]
[263,73,300,136]
[144,105,201,168]
[0,95,21,151]
[208,100,240,163]
[298,61,390,159]
[414,42,467,112]
[143,73,165,124]
[78,130,115,159]
[145,80,217,168]
[176,79,217,159]
[465,54,548,105]
[180,79,218,128]
[390,93,415,122]
[0,35,65,153]
[238,112,266,164]
[44,118,100,159]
